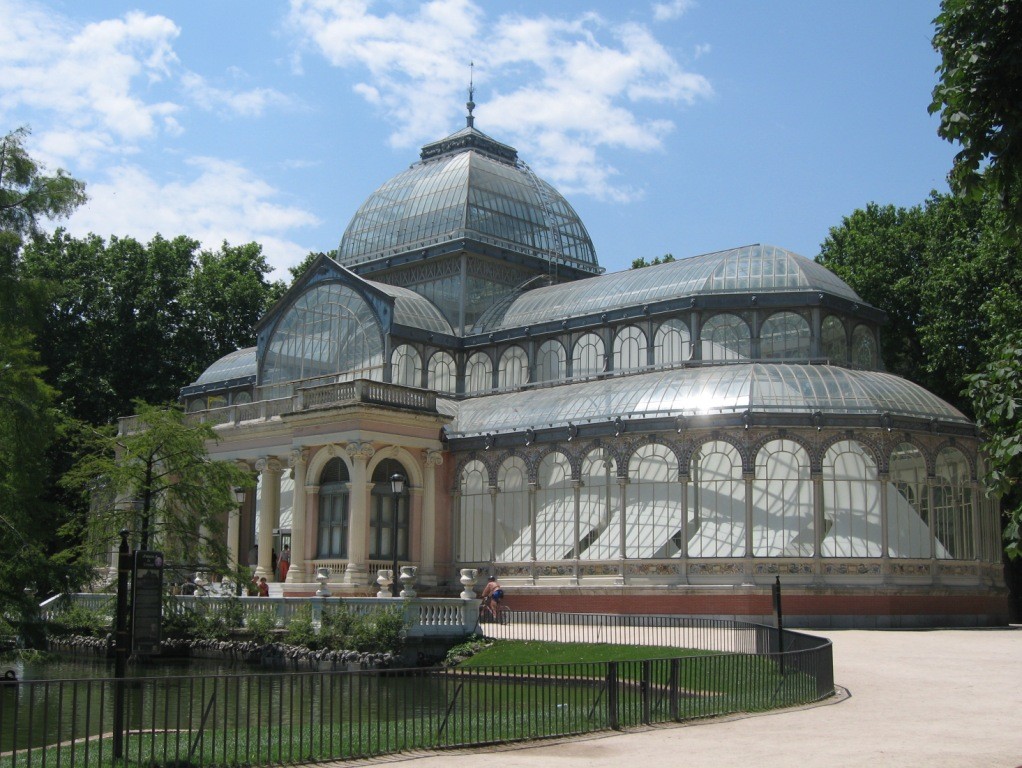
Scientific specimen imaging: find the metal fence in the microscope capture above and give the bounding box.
[0,614,833,768]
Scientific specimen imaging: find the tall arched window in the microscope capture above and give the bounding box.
[626,444,681,558]
[613,326,647,372]
[572,333,605,378]
[935,447,973,559]
[369,459,409,561]
[654,319,690,366]
[457,460,490,562]
[391,344,422,387]
[317,458,350,558]
[427,351,457,394]
[821,315,846,363]
[577,449,617,560]
[888,442,931,558]
[700,314,751,361]
[760,312,810,360]
[688,441,745,558]
[495,457,530,561]
[752,440,813,556]
[498,346,529,389]
[822,440,882,557]
[536,340,566,383]
[466,351,493,394]
[851,325,877,369]
[535,452,574,560]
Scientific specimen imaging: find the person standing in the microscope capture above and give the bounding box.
[278,545,291,582]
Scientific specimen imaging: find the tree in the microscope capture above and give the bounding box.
[288,249,338,283]
[630,253,675,269]
[0,127,86,236]
[930,0,1022,221]
[966,333,1022,561]
[62,402,253,577]
[0,127,86,632]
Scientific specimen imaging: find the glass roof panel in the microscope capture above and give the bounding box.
[487,245,863,331]
[194,347,257,385]
[446,364,968,436]
[367,280,453,335]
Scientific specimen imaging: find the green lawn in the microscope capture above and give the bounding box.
[458,640,710,666]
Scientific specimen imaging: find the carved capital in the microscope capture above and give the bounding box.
[288,449,309,468]
[256,456,282,475]
[346,441,375,462]
[424,449,444,467]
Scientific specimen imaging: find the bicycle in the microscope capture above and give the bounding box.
[478,598,509,625]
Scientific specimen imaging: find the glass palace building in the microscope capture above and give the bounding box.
[177,115,1008,627]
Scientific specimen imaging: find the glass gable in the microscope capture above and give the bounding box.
[193,347,257,385]
[259,283,384,395]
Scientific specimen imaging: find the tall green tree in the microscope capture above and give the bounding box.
[62,402,253,576]
[0,127,87,630]
[930,0,1022,221]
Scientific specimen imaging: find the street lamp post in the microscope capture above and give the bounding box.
[389,473,405,597]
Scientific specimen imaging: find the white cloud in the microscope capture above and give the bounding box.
[181,72,292,117]
[64,159,320,277]
[0,0,182,151]
[288,0,711,201]
[652,0,693,22]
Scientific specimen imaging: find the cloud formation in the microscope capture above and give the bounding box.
[289,0,711,201]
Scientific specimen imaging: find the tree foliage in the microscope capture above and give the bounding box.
[0,127,86,237]
[966,333,1022,559]
[930,0,1022,221]
[62,402,253,575]
[630,253,675,269]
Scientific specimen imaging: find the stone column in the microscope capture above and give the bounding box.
[343,442,375,585]
[489,486,499,563]
[617,476,628,582]
[879,471,890,570]
[528,481,538,565]
[420,449,443,583]
[812,470,825,581]
[287,449,309,583]
[254,457,282,580]
[571,479,581,585]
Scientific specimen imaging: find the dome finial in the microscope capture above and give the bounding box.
[466,61,476,128]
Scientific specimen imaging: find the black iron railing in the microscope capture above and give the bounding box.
[0,614,833,767]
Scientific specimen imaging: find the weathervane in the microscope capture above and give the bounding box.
[466,61,475,128]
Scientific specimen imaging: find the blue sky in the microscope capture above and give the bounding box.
[1,0,954,279]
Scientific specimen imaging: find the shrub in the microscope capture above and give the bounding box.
[347,607,406,654]
[49,602,111,637]
[443,638,491,667]
[284,605,319,649]
[246,609,278,645]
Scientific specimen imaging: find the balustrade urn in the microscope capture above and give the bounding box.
[377,569,394,598]
[459,568,478,599]
[315,566,331,597]
[399,566,418,597]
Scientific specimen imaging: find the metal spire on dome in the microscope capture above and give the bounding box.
[466,61,475,128]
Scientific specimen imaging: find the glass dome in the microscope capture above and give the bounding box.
[482,244,863,330]
[338,126,600,275]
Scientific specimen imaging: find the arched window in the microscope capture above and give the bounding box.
[208,394,227,409]
[427,351,457,394]
[261,282,384,397]
[498,346,529,389]
[317,458,350,558]
[613,326,647,372]
[391,344,422,387]
[577,449,618,560]
[888,443,930,558]
[369,459,410,561]
[701,313,751,361]
[495,457,530,561]
[760,312,810,360]
[689,441,745,558]
[535,453,574,560]
[752,440,813,556]
[822,440,883,557]
[654,319,690,366]
[536,340,566,383]
[935,447,973,559]
[188,399,205,413]
[466,352,493,394]
[232,391,252,405]
[821,315,846,363]
[626,444,681,558]
[572,333,605,378]
[457,460,490,562]
[851,325,877,369]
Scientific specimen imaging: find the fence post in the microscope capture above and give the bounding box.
[606,662,619,730]
[669,657,680,721]
[641,660,651,724]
